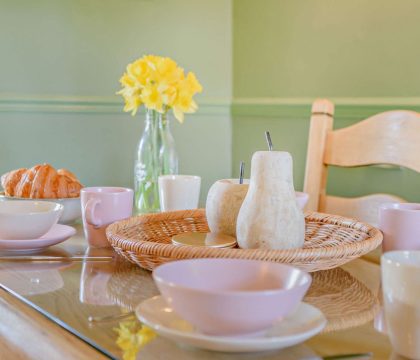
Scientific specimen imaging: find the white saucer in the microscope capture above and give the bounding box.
[0,224,76,252]
[136,296,326,353]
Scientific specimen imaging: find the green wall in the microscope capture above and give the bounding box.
[233,0,420,201]
[234,0,420,98]
[0,0,232,204]
[1,0,232,98]
[2,0,420,204]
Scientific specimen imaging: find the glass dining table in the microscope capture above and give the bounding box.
[0,225,394,360]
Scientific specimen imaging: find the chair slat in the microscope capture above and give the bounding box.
[324,111,420,172]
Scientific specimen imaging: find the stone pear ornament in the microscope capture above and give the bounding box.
[236,151,305,249]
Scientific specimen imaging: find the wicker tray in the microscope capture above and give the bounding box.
[106,209,382,272]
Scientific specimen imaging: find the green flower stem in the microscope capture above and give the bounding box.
[134,108,178,214]
[134,109,161,214]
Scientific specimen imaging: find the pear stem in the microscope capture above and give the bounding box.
[239,161,245,184]
[265,131,273,151]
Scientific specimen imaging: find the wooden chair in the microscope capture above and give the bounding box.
[303,99,420,261]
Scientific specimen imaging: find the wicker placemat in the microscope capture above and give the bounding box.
[106,209,382,272]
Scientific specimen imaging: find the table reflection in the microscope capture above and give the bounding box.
[80,247,118,305]
[305,267,380,332]
[106,260,159,310]
[389,352,411,360]
[0,229,383,359]
[0,267,64,296]
[0,248,72,296]
[138,338,321,360]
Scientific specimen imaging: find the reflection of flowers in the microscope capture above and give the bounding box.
[115,320,156,360]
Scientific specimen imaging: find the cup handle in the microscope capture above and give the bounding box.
[85,199,102,228]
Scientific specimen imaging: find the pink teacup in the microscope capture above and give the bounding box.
[81,187,133,248]
[379,203,420,252]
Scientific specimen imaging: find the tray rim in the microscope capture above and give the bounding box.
[106,209,382,262]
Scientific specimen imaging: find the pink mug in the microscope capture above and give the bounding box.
[81,187,133,248]
[379,203,420,252]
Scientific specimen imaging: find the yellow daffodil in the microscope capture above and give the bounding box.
[141,84,164,113]
[127,60,150,86]
[117,55,202,122]
[173,94,197,123]
[157,58,184,85]
[119,73,136,88]
[185,72,203,93]
[115,321,156,360]
[123,96,142,115]
[162,85,177,108]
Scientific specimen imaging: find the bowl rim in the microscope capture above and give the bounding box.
[0,191,80,201]
[0,200,63,216]
[153,258,312,297]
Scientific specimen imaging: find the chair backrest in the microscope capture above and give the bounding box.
[303,99,420,225]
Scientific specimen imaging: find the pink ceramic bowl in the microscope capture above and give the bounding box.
[153,259,312,336]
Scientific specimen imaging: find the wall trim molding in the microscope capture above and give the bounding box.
[232,97,420,119]
[0,94,231,116]
[2,94,420,119]
[233,97,420,106]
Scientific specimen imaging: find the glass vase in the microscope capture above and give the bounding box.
[134,109,178,214]
[159,112,178,175]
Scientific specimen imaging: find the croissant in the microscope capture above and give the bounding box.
[1,164,83,199]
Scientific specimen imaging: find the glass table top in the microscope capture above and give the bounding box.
[0,225,393,360]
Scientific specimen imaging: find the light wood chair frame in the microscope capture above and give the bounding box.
[303,99,420,226]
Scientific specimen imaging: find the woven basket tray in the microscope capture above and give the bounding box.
[106,209,382,272]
